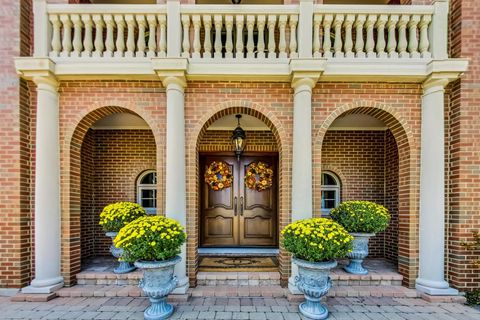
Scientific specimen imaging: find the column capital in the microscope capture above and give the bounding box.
[152,57,188,89]
[289,58,325,93]
[15,57,57,81]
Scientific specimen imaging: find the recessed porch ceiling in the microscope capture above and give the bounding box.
[90,113,386,131]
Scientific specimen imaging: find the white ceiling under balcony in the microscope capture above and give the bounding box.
[91,113,386,131]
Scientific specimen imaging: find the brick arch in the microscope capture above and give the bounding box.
[61,105,163,286]
[186,100,292,286]
[313,100,419,287]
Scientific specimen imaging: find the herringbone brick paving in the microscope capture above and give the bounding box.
[1,296,479,320]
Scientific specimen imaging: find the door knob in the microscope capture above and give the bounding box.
[234,196,238,216]
[240,196,244,216]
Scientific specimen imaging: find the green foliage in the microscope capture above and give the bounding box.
[461,231,480,267]
[329,201,391,234]
[466,290,480,306]
[99,202,147,232]
[281,218,353,262]
[114,215,186,263]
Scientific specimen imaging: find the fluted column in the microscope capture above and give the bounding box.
[416,78,458,296]
[163,74,189,294]
[288,75,316,294]
[22,76,63,294]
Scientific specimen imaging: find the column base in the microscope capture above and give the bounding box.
[416,278,458,296]
[288,276,302,295]
[22,282,63,294]
[171,276,189,295]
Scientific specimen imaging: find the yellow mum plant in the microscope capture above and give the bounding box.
[99,202,147,232]
[281,218,353,262]
[114,215,186,263]
[329,201,391,234]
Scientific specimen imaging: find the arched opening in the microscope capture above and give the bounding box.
[63,107,158,284]
[314,104,417,287]
[186,104,290,286]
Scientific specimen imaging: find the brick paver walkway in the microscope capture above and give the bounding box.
[1,296,479,320]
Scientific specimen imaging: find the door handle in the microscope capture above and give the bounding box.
[240,196,244,216]
[234,196,238,216]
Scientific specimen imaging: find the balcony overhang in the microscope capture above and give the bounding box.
[15,56,469,85]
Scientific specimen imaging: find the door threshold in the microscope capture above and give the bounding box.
[198,247,279,256]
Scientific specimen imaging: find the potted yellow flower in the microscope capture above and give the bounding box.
[115,215,186,320]
[99,202,147,273]
[282,218,353,320]
[330,201,391,275]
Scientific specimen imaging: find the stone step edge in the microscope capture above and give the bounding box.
[55,285,420,299]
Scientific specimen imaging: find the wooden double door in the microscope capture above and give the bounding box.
[200,154,277,247]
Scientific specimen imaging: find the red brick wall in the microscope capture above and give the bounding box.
[321,130,399,261]
[385,130,399,263]
[0,0,33,288]
[447,0,480,291]
[199,130,277,152]
[80,129,156,261]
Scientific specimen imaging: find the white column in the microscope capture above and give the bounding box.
[163,76,189,294]
[288,77,315,294]
[298,0,313,58]
[22,76,63,294]
[416,78,457,296]
[166,0,181,57]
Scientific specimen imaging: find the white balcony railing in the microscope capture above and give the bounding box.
[33,1,448,63]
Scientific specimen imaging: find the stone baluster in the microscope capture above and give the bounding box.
[225,15,234,58]
[49,14,62,57]
[92,14,105,58]
[278,15,288,59]
[354,14,366,58]
[246,15,255,59]
[203,15,212,59]
[71,14,83,57]
[257,15,266,59]
[322,14,333,58]
[181,14,191,58]
[81,14,93,57]
[158,15,167,58]
[397,15,409,58]
[365,15,376,58]
[419,15,431,58]
[125,14,136,58]
[387,15,399,58]
[136,15,147,57]
[192,15,202,58]
[114,15,126,57]
[375,14,388,58]
[333,14,344,58]
[214,15,223,59]
[289,15,298,58]
[147,14,158,58]
[267,15,277,59]
[313,15,322,58]
[408,15,420,58]
[104,14,115,57]
[343,14,354,58]
[60,14,72,57]
[235,15,244,59]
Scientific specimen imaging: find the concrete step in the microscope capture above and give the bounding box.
[56,284,420,299]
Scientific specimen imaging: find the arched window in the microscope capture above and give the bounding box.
[321,172,341,215]
[137,170,157,214]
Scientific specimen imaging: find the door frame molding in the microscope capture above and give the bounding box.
[199,151,279,248]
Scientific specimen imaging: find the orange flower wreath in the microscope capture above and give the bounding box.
[204,161,233,191]
[244,161,273,191]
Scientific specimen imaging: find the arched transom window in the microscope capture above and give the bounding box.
[321,172,341,215]
[137,170,157,214]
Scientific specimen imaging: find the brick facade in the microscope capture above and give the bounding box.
[0,0,478,294]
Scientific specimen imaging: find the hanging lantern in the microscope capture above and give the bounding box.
[231,114,246,161]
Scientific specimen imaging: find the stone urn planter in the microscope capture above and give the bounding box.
[135,256,181,320]
[344,232,375,275]
[106,232,136,274]
[294,258,337,320]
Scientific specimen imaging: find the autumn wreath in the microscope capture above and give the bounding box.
[204,161,233,191]
[245,161,273,191]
